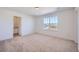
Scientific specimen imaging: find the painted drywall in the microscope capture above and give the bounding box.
[73,8,78,43]
[78,9,79,51]
[0,9,13,40]
[21,15,35,36]
[0,8,35,40]
[35,9,76,41]
[75,8,79,51]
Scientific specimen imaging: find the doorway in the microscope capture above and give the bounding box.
[13,16,21,37]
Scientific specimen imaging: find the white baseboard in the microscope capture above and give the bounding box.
[78,47,79,52]
[37,32,74,41]
[22,33,36,37]
[0,38,12,41]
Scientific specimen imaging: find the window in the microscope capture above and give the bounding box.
[44,16,58,30]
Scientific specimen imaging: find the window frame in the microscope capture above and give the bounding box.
[43,16,58,31]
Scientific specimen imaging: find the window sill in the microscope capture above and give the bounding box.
[44,27,58,31]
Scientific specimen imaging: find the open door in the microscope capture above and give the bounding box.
[13,16,21,37]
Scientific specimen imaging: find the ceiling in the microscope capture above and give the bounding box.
[5,7,73,16]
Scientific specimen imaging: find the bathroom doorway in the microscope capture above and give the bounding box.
[13,16,21,37]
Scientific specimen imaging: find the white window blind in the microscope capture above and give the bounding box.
[44,16,58,30]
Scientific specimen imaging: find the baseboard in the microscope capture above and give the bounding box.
[78,47,79,52]
[36,32,76,43]
[22,33,36,37]
[12,32,78,44]
[74,40,78,44]
[0,38,12,42]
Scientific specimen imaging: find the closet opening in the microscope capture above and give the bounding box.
[13,16,21,37]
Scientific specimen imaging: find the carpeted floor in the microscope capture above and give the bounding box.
[0,33,78,52]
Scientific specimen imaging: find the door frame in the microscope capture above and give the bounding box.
[13,16,21,36]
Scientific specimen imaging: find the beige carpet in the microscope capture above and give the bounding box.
[0,33,78,52]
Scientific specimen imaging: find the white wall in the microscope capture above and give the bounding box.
[21,15,35,36]
[0,8,35,40]
[0,9,13,40]
[77,8,79,51]
[35,9,76,41]
[73,8,78,43]
[76,8,79,51]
